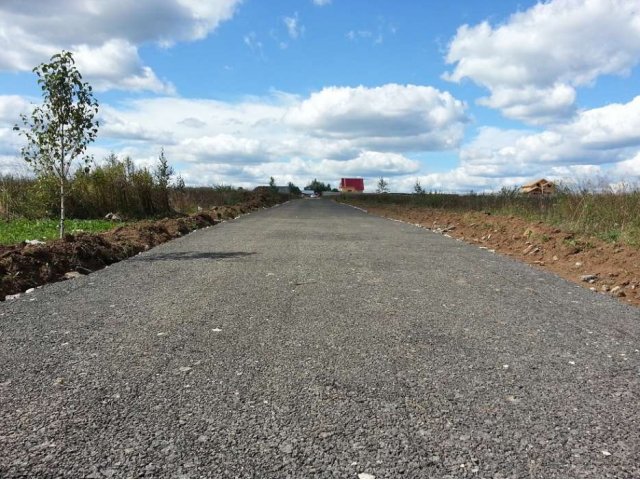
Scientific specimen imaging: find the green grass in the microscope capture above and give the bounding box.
[0,219,125,245]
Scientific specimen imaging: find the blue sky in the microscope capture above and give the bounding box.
[1,0,640,192]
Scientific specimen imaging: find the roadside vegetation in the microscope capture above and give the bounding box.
[0,155,281,245]
[13,51,99,238]
[1,50,276,247]
[0,153,257,218]
[340,183,640,247]
[0,218,125,245]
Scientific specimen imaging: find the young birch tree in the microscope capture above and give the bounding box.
[376,177,390,194]
[14,51,99,238]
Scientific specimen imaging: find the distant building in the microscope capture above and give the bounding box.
[339,178,365,193]
[521,178,555,195]
[301,189,315,196]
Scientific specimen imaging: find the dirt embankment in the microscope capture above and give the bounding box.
[1,195,280,300]
[346,202,640,309]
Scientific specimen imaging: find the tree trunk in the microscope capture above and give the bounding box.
[59,176,65,239]
[59,129,65,239]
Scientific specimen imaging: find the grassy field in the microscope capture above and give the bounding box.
[0,219,125,245]
[339,188,640,247]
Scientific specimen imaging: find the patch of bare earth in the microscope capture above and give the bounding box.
[1,195,278,300]
[349,202,640,309]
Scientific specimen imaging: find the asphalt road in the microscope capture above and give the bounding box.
[1,199,639,478]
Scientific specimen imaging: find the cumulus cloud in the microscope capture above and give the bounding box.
[7,81,640,192]
[407,96,640,193]
[175,135,272,164]
[462,96,640,176]
[99,105,173,143]
[389,162,611,194]
[0,0,241,92]
[444,0,640,123]
[97,84,467,164]
[0,95,30,123]
[178,117,207,129]
[74,40,174,94]
[318,151,419,177]
[1,84,467,185]
[392,170,528,194]
[0,128,21,156]
[285,84,467,150]
[198,152,418,191]
[0,96,31,160]
[609,153,640,178]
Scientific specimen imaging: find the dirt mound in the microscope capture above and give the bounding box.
[1,195,278,300]
[348,202,640,309]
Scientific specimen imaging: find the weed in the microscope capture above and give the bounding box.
[1,154,280,221]
[597,229,621,243]
[340,185,640,248]
[0,219,126,245]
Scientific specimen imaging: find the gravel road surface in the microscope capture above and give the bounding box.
[1,199,639,478]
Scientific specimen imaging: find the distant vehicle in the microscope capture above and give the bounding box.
[310,193,318,198]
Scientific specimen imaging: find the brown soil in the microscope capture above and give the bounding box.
[345,201,640,309]
[1,194,280,300]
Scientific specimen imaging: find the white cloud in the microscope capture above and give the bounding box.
[243,32,265,58]
[0,128,21,156]
[475,84,576,125]
[445,0,640,123]
[312,0,332,6]
[175,135,272,164]
[283,13,304,39]
[74,40,174,94]
[0,96,32,159]
[8,83,640,192]
[99,105,173,142]
[178,117,207,129]
[390,163,607,193]
[346,30,373,41]
[285,84,467,151]
[278,137,358,160]
[345,17,394,45]
[314,152,419,177]
[392,170,529,194]
[407,95,640,193]
[194,152,418,191]
[0,0,241,92]
[0,0,241,50]
[0,95,30,123]
[462,96,640,175]
[609,153,640,178]
[1,84,466,185]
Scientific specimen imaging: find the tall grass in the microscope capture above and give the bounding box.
[341,184,640,246]
[170,186,256,213]
[0,154,279,221]
[0,174,55,219]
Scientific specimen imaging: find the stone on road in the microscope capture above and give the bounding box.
[1,199,639,477]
